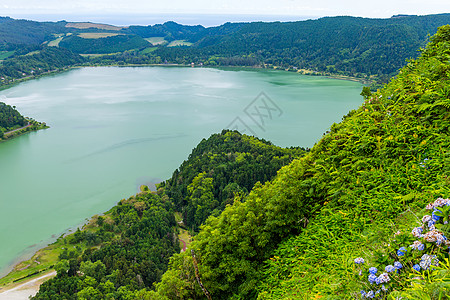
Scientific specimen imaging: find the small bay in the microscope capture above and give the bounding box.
[0,66,362,277]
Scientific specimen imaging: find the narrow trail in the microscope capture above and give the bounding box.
[180,239,187,252]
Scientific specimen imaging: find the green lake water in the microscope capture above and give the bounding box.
[0,66,362,277]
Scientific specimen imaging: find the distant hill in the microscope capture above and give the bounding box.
[153,13,450,81]
[1,14,450,84]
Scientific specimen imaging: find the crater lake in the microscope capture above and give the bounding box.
[0,66,362,276]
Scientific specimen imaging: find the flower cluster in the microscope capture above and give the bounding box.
[409,240,425,251]
[426,198,450,209]
[354,197,450,298]
[418,254,439,271]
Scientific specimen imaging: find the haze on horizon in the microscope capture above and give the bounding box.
[1,0,450,26]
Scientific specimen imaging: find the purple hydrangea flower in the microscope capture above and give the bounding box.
[410,240,425,251]
[422,215,432,223]
[368,274,377,284]
[394,261,402,269]
[412,226,424,238]
[385,265,395,273]
[433,198,450,207]
[369,267,378,275]
[420,254,439,270]
[397,247,407,256]
[432,212,441,221]
[412,264,421,272]
[366,291,375,298]
[377,273,390,284]
[354,257,365,264]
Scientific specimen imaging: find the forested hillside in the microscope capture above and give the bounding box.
[32,131,305,299]
[0,47,85,84]
[1,14,450,86]
[153,14,450,82]
[150,25,450,299]
[3,16,450,300]
[160,131,305,231]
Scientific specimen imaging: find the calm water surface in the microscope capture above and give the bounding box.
[0,67,362,276]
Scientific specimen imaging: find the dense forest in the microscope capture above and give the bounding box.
[0,47,85,85]
[31,25,450,298]
[0,102,27,138]
[1,14,450,87]
[32,131,306,299]
[160,131,305,231]
[153,14,450,81]
[0,15,449,299]
[58,34,149,54]
[151,25,450,299]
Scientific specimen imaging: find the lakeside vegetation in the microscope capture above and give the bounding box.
[0,102,48,141]
[1,15,450,300]
[29,24,450,299]
[1,14,450,88]
[0,131,305,299]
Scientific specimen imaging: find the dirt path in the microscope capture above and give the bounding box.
[0,270,56,300]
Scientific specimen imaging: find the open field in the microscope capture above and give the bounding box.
[48,36,63,47]
[145,37,168,45]
[65,22,124,31]
[167,40,193,47]
[78,32,124,39]
[0,51,14,60]
[140,47,158,54]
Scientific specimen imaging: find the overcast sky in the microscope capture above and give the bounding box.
[1,0,449,25]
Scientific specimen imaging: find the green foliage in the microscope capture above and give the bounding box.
[0,102,27,135]
[159,130,305,231]
[154,14,450,81]
[256,24,450,299]
[33,192,179,299]
[154,25,450,299]
[0,46,85,86]
[0,17,67,45]
[59,34,149,54]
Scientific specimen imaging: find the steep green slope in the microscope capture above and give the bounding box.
[31,131,304,299]
[154,25,450,299]
[160,130,305,231]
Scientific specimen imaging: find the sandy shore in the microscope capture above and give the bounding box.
[0,270,56,300]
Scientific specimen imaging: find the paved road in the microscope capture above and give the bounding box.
[0,270,56,300]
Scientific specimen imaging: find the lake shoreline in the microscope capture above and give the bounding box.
[0,62,371,93]
[0,65,364,297]
[0,270,56,300]
[0,121,49,143]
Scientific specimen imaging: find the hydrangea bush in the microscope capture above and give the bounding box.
[353,198,450,298]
